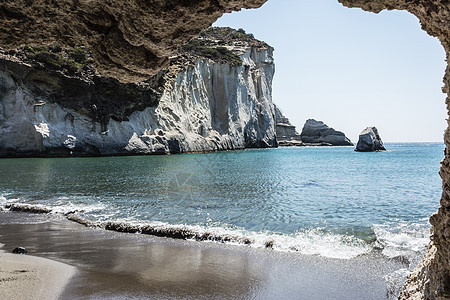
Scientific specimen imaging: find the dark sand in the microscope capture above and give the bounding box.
[0,211,405,299]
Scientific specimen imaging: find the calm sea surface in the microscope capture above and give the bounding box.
[0,143,444,261]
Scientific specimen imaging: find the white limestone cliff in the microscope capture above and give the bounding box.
[0,44,276,156]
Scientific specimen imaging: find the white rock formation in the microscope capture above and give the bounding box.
[0,46,276,156]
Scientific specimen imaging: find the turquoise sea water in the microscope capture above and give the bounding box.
[0,143,444,261]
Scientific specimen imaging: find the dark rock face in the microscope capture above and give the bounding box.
[300,119,353,146]
[12,247,28,254]
[355,127,386,152]
[0,50,164,126]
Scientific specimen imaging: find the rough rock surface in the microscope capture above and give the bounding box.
[274,105,303,146]
[300,119,353,146]
[0,0,267,83]
[0,28,276,156]
[355,127,386,152]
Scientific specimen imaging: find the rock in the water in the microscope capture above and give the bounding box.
[274,105,303,146]
[12,247,28,254]
[300,119,353,146]
[355,127,386,152]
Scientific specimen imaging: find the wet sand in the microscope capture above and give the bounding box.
[0,211,405,299]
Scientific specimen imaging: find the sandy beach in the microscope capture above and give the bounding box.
[0,211,406,299]
[0,252,75,300]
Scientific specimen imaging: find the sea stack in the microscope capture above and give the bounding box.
[274,105,302,146]
[300,119,353,146]
[355,127,386,152]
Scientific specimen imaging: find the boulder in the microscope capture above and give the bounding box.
[355,127,386,152]
[300,119,353,146]
[12,247,28,254]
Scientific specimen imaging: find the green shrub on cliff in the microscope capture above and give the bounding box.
[24,45,93,74]
[28,50,63,69]
[180,39,242,65]
[199,27,257,44]
[67,48,92,65]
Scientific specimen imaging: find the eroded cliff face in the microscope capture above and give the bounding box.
[0,29,276,156]
[338,0,450,299]
[0,0,267,83]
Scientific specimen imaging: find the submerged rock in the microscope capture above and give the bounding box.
[355,127,386,152]
[300,119,353,146]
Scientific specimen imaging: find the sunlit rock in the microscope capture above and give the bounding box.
[0,28,276,156]
[300,119,353,146]
[355,127,386,152]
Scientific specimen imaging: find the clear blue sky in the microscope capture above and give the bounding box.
[213,0,447,142]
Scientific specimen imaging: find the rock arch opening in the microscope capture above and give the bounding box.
[215,0,448,298]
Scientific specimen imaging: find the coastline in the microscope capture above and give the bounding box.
[0,211,406,299]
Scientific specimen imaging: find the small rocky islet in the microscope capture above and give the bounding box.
[355,127,386,152]
[275,106,353,147]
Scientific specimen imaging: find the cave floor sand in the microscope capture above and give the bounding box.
[0,212,404,299]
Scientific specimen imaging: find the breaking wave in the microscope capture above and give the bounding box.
[0,200,431,262]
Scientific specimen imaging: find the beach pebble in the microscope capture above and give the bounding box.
[12,247,28,254]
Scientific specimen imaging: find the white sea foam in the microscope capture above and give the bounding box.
[384,268,411,299]
[49,198,106,215]
[0,195,19,206]
[1,200,106,217]
[1,199,431,262]
[246,228,370,259]
[92,218,371,259]
[373,221,430,263]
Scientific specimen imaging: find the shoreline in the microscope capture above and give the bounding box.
[0,211,407,299]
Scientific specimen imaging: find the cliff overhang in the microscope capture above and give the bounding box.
[0,0,267,83]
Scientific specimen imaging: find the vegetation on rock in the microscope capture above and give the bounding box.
[180,39,242,65]
[178,27,269,65]
[24,45,93,74]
